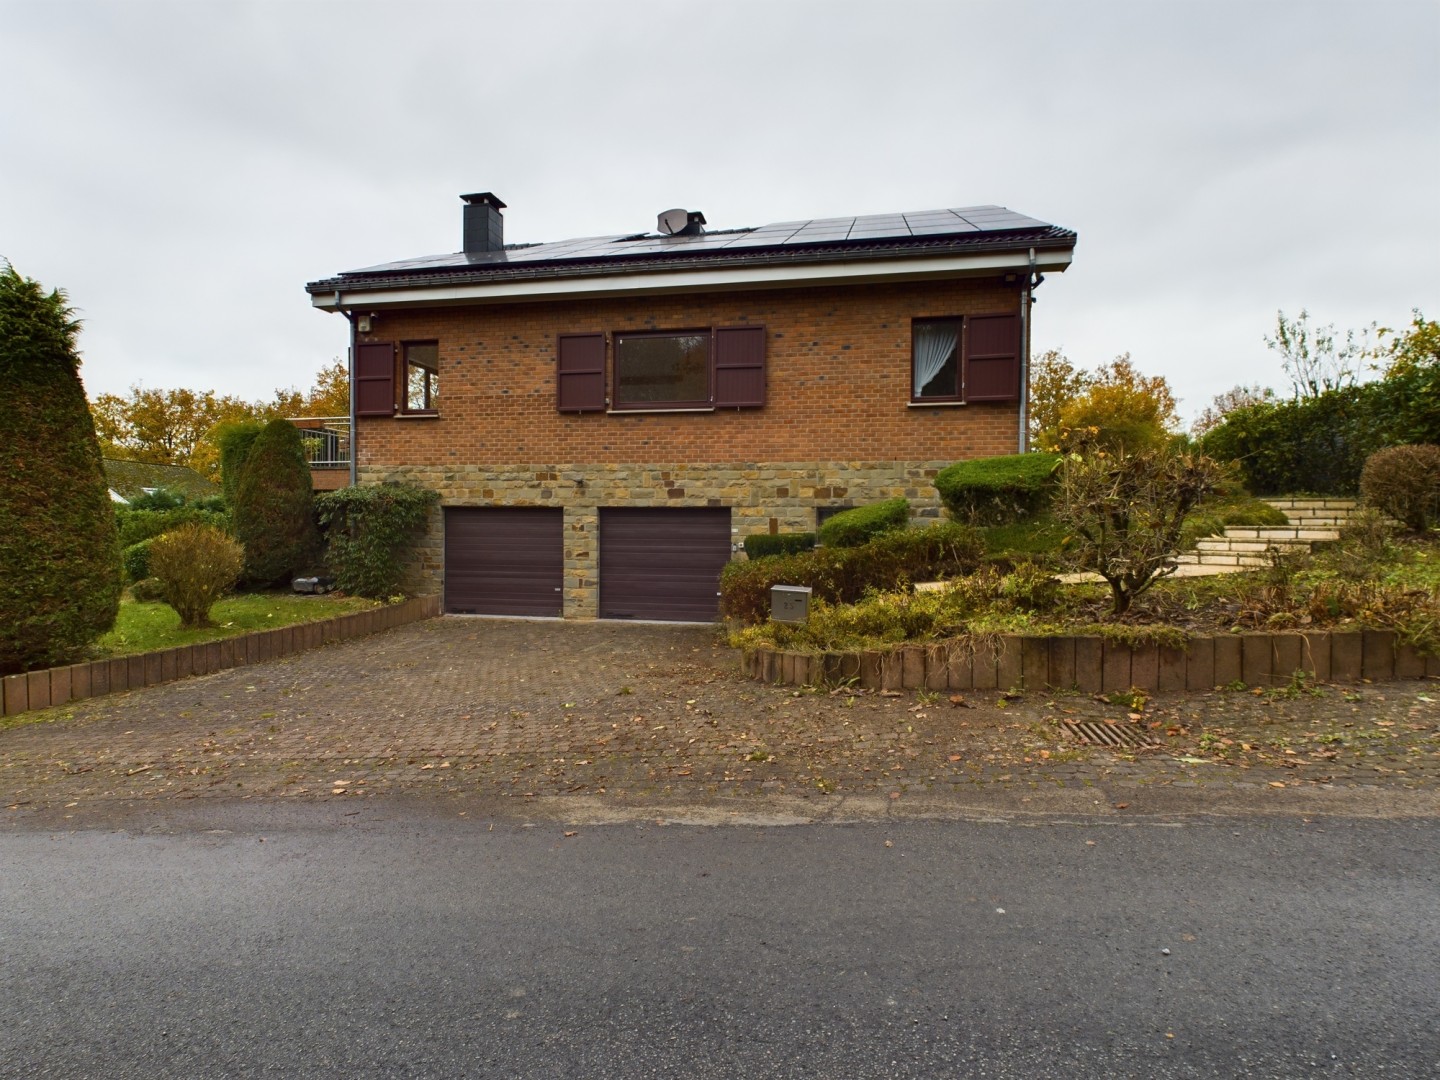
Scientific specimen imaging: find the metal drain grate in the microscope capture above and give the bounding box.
[1061,719,1160,749]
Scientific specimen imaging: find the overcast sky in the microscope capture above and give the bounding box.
[4,0,1437,425]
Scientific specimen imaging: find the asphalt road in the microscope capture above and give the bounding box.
[2,801,1437,1079]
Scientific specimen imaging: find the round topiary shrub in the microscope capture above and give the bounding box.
[1360,444,1440,532]
[233,418,319,586]
[0,264,121,674]
[817,498,910,548]
[129,577,167,603]
[934,452,1062,525]
[147,523,244,628]
[123,539,154,583]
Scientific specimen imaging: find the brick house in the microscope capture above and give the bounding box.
[305,194,1076,621]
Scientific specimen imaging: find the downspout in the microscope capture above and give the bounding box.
[1018,250,1034,453]
[335,291,358,489]
[1019,248,1047,454]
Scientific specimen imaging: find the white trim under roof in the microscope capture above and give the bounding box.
[313,248,1073,311]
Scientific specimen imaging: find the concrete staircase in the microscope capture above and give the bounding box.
[1177,498,1358,571]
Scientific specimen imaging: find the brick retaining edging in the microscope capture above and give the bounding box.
[1,595,441,718]
[743,630,1440,692]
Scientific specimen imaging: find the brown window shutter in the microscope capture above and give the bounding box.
[713,325,766,408]
[963,314,1021,402]
[354,342,396,416]
[557,333,606,412]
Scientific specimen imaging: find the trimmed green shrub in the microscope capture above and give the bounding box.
[743,532,816,560]
[720,522,985,625]
[129,576,166,603]
[0,264,121,674]
[1360,444,1440,532]
[116,506,230,549]
[817,498,909,548]
[124,487,187,511]
[217,421,265,506]
[148,523,244,628]
[935,452,1061,525]
[123,539,154,583]
[233,419,319,586]
[315,482,438,597]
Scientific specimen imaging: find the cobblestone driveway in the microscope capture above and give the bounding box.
[3,617,1438,816]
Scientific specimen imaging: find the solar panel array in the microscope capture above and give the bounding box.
[347,206,1054,275]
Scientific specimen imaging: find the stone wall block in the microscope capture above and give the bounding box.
[1130,643,1159,692]
[922,645,949,691]
[1394,642,1427,679]
[1330,632,1363,682]
[996,637,1022,691]
[1101,641,1132,692]
[1271,635,1303,685]
[1184,637,1215,691]
[1047,637,1076,690]
[1300,632,1330,682]
[1241,635,1273,689]
[1361,630,1396,682]
[971,641,998,691]
[69,663,92,702]
[1212,636,1242,687]
[1073,637,1104,693]
[26,670,50,712]
[3,673,28,717]
[1019,637,1048,690]
[1157,645,1186,693]
[945,646,973,691]
[49,665,72,708]
[901,647,925,690]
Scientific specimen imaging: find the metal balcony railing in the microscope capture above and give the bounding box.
[286,416,351,469]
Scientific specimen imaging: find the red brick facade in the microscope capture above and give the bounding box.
[352,277,1025,469]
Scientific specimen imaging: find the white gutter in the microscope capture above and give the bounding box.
[312,249,1074,311]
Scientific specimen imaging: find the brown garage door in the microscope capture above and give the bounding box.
[445,507,564,617]
[599,507,732,622]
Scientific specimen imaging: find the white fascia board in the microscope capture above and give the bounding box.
[312,248,1073,311]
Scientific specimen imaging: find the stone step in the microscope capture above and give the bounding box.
[1264,498,1359,511]
[1194,537,1312,555]
[1189,551,1272,568]
[1223,526,1340,542]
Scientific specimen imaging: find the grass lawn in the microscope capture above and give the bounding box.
[94,592,381,658]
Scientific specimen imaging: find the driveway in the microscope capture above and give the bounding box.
[3,617,1438,820]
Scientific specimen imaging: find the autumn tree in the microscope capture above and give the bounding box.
[1039,354,1179,454]
[92,386,257,470]
[1027,349,1089,447]
[0,264,121,673]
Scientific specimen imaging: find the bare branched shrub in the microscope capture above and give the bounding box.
[148,523,244,628]
[1054,448,1225,615]
[1359,444,1440,532]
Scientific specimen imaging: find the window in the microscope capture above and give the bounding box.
[403,342,439,413]
[615,331,710,408]
[911,314,1022,404]
[912,319,961,401]
[557,325,765,412]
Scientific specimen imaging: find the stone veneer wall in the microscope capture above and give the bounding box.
[362,459,954,617]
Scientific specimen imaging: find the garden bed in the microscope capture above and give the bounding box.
[1,595,440,718]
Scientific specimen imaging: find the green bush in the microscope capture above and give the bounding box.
[1360,444,1440,532]
[147,523,245,628]
[116,506,230,549]
[122,539,154,583]
[315,482,438,597]
[1179,494,1290,550]
[0,264,121,674]
[720,522,985,625]
[817,498,909,548]
[743,532,816,559]
[129,576,166,603]
[217,421,265,506]
[233,419,319,586]
[934,452,1061,525]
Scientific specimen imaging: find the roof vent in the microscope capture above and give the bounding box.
[461,192,506,254]
[657,208,706,237]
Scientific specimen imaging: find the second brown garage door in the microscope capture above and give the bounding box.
[598,508,732,622]
[444,507,564,617]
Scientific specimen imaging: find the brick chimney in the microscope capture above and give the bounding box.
[461,192,506,254]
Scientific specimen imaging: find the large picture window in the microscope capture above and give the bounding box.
[403,341,439,413]
[614,331,710,408]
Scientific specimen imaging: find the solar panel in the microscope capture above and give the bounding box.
[335,205,1064,278]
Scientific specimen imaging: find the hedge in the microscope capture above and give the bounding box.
[816,498,909,548]
[720,522,985,624]
[934,452,1061,525]
[743,532,817,559]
